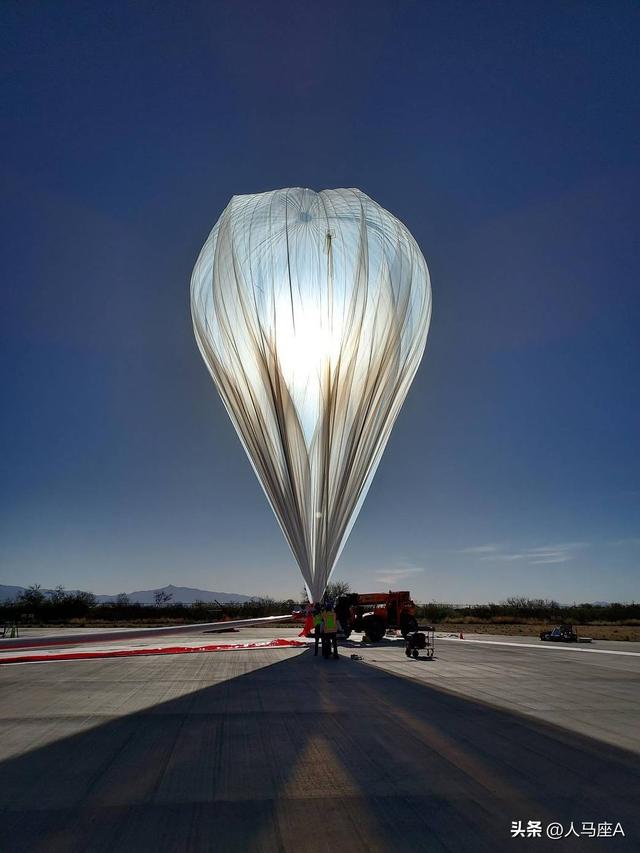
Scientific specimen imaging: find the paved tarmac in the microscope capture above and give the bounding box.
[355,633,640,754]
[0,627,638,852]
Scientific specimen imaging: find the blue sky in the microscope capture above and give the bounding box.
[1,1,638,602]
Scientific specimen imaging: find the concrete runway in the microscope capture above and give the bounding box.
[1,628,638,852]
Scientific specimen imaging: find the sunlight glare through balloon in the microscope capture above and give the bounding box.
[191,188,431,601]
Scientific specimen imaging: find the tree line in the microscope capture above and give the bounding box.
[1,586,638,626]
[418,597,640,624]
[0,584,299,624]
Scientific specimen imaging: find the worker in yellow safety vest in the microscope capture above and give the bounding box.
[312,603,323,656]
[321,602,339,659]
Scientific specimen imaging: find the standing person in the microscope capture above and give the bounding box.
[321,602,339,659]
[312,603,323,656]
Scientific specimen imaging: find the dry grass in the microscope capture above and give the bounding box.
[436,621,640,642]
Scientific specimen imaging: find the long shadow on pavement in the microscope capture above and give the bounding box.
[0,649,638,852]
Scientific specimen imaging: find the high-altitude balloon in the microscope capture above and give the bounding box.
[191,188,431,602]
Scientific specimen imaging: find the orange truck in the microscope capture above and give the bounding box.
[334,590,418,642]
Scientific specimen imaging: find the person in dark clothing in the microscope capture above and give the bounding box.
[312,603,323,656]
[321,602,339,659]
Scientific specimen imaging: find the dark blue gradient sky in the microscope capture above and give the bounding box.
[2,1,639,601]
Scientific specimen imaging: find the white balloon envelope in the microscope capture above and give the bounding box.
[191,188,431,602]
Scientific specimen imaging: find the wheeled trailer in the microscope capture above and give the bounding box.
[404,626,435,659]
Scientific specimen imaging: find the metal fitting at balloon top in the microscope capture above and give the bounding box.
[191,187,432,602]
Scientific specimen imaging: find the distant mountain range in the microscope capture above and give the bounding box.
[0,583,255,604]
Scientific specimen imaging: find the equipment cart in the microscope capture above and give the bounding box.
[404,626,435,659]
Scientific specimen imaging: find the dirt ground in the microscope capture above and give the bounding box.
[7,618,640,642]
[435,621,640,641]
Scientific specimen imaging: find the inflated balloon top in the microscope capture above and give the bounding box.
[191,188,431,601]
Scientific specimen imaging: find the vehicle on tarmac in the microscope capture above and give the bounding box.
[540,624,578,642]
[293,590,420,642]
[335,590,419,642]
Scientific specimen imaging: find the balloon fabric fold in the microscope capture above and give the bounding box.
[191,188,431,602]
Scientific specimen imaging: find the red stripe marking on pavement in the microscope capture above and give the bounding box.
[0,638,307,665]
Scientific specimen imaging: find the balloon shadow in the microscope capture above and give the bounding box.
[0,648,638,852]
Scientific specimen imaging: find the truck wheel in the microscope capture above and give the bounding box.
[362,615,385,643]
[400,615,418,638]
